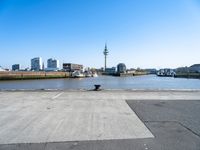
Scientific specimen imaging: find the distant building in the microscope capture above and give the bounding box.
[95,68,104,74]
[176,67,188,73]
[42,62,45,71]
[105,67,116,74]
[31,57,43,71]
[189,64,200,73]
[127,68,136,74]
[117,63,126,73]
[12,64,20,71]
[63,63,83,72]
[145,68,157,74]
[46,58,59,71]
[0,66,6,71]
[20,67,30,71]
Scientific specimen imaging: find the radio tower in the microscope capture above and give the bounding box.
[103,43,109,71]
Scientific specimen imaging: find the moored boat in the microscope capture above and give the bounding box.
[92,72,98,77]
[72,71,85,78]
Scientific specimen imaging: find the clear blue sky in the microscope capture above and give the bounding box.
[1,0,200,69]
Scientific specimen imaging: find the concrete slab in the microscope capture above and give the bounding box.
[0,120,199,150]
[1,90,200,148]
[1,90,200,101]
[0,96,153,144]
[54,90,200,100]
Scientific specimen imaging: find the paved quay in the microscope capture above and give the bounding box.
[0,90,200,150]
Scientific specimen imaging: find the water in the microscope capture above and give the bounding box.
[0,75,200,90]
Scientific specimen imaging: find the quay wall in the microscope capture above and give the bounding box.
[133,71,148,76]
[175,72,200,79]
[102,71,148,77]
[117,71,148,77]
[0,71,70,80]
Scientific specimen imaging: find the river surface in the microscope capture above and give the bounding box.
[0,75,200,90]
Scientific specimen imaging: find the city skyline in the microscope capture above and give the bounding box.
[1,0,200,69]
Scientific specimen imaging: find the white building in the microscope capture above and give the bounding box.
[46,58,59,71]
[31,57,43,71]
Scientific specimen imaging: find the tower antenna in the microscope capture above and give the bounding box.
[103,43,109,71]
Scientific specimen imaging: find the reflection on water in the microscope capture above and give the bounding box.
[0,75,200,90]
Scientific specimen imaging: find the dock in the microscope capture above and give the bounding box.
[0,90,200,150]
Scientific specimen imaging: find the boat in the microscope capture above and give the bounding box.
[72,71,85,78]
[85,71,92,77]
[157,69,176,77]
[92,72,98,77]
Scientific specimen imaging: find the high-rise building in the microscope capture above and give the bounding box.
[46,58,59,71]
[31,57,43,71]
[12,64,20,71]
[47,58,59,68]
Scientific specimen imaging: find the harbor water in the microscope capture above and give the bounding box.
[0,75,200,90]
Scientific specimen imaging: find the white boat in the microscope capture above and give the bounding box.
[92,72,98,77]
[72,71,85,78]
[85,71,92,77]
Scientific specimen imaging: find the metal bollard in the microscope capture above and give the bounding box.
[94,84,101,91]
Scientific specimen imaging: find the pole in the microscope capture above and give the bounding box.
[105,55,106,71]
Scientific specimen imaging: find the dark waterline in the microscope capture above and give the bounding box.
[0,75,200,90]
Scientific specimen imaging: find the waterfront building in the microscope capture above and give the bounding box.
[95,68,104,74]
[176,67,188,73]
[12,64,20,71]
[145,68,157,74]
[103,44,109,71]
[127,69,136,74]
[189,64,200,73]
[63,63,83,72]
[31,57,43,71]
[46,58,59,71]
[105,67,116,74]
[117,63,126,73]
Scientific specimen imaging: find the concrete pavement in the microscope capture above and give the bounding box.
[0,90,200,150]
[0,90,155,144]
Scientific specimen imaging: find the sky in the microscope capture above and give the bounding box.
[0,0,200,69]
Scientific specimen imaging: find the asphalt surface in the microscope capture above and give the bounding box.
[1,99,200,150]
[127,100,200,136]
